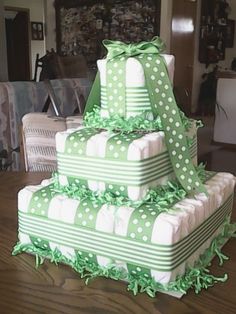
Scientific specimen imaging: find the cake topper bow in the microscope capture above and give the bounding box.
[103,36,166,60]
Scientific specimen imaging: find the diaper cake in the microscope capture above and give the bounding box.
[13,37,236,298]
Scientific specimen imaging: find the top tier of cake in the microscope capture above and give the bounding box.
[97,54,175,119]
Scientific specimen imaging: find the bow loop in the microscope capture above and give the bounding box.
[103,36,166,60]
[126,44,137,57]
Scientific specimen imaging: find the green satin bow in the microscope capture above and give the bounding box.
[103,36,166,60]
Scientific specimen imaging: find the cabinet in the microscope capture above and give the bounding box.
[199,0,231,64]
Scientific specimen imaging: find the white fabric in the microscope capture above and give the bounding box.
[18,184,43,213]
[97,54,175,86]
[214,78,236,144]
[95,204,117,266]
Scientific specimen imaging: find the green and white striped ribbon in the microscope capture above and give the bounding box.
[64,127,103,188]
[27,184,100,265]
[57,128,197,195]
[27,183,57,250]
[19,187,233,273]
[101,86,152,117]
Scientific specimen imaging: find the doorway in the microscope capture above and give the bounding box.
[170,0,197,115]
[5,7,31,81]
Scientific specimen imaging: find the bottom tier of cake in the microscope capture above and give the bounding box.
[13,172,236,297]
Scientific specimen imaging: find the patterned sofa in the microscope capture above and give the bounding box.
[0,78,91,170]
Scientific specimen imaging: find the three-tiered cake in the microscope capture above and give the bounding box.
[13,37,236,298]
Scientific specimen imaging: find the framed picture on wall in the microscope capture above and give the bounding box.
[55,0,161,68]
[31,22,44,40]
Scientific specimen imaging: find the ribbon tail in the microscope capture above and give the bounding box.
[83,72,101,118]
[139,55,207,195]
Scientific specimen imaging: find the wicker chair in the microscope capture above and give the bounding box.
[22,113,83,172]
[22,80,84,171]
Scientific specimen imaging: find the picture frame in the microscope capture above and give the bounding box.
[31,22,44,41]
[55,0,161,68]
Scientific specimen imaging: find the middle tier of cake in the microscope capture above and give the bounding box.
[56,124,197,201]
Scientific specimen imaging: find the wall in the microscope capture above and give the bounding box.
[0,0,8,81]
[4,0,45,79]
[44,0,56,51]
[160,0,172,52]
[192,0,204,112]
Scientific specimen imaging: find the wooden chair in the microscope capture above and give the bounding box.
[42,79,62,116]
[42,79,85,116]
[34,50,88,81]
[57,55,88,79]
[33,53,43,81]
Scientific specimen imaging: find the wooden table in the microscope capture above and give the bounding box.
[0,172,236,314]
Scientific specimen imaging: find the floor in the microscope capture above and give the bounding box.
[197,116,236,175]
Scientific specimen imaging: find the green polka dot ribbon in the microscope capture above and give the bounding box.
[138,53,206,195]
[64,127,101,187]
[28,184,57,249]
[106,56,126,116]
[105,131,143,196]
[126,203,161,279]
[84,37,206,195]
[74,198,100,264]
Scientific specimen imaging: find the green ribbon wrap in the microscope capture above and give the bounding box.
[84,36,206,195]
[84,36,165,117]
